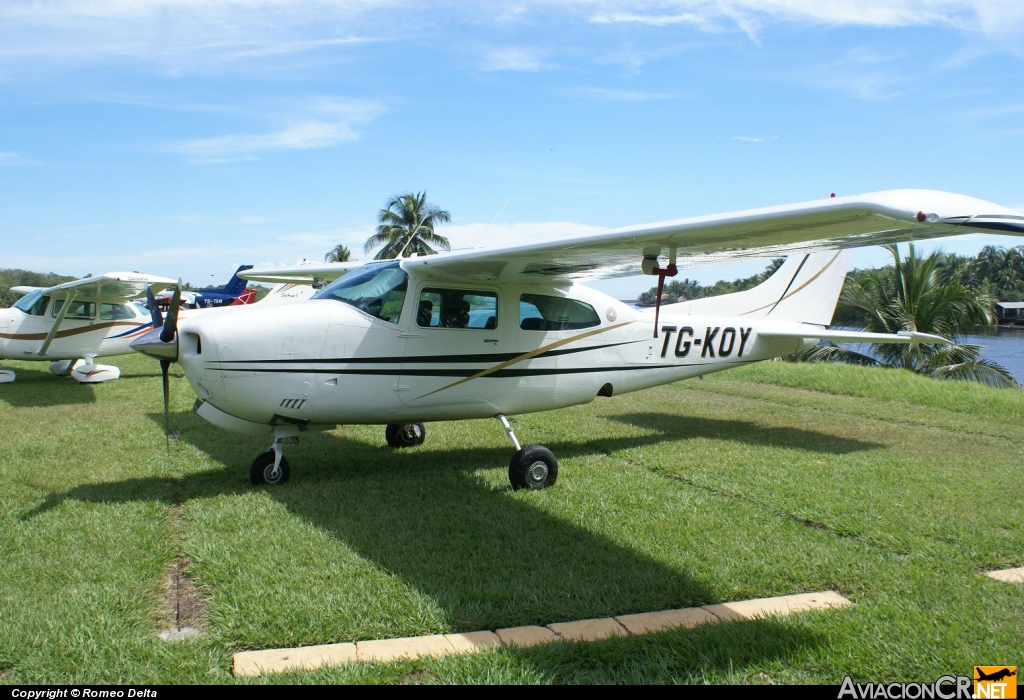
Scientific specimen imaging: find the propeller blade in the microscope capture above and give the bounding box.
[160,281,182,344]
[145,286,164,330]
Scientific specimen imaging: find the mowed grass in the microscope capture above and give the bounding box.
[1,354,1022,684]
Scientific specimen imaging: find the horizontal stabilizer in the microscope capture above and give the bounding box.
[758,328,950,345]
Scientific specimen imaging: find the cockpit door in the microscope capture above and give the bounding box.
[398,285,504,410]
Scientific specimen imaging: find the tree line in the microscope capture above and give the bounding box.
[636,245,1024,307]
[635,260,784,307]
[0,269,76,308]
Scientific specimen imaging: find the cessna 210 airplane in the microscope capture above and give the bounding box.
[130,189,1024,489]
[0,272,175,383]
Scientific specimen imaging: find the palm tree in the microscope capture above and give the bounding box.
[363,192,451,260]
[324,244,352,263]
[793,244,1018,388]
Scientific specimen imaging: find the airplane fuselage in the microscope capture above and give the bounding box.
[173,273,810,432]
[0,300,153,362]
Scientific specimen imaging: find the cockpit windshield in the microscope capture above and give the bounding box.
[13,290,49,316]
[311,262,408,324]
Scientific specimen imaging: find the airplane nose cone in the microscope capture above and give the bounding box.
[130,327,178,362]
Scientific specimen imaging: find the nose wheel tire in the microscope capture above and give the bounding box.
[509,445,558,490]
[250,451,291,485]
[385,422,426,448]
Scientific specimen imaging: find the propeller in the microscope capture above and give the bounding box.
[145,285,164,330]
[161,284,181,344]
[133,281,183,450]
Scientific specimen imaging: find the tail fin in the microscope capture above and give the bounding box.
[664,249,851,325]
[229,288,258,305]
[223,265,254,296]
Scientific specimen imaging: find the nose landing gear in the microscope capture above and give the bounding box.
[249,435,297,485]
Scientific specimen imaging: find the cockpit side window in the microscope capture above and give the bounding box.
[417,288,498,329]
[52,299,96,320]
[519,293,600,331]
[311,262,408,324]
[99,303,134,321]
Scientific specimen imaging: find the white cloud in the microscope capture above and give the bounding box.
[730,135,772,142]
[804,44,920,100]
[0,0,404,73]
[1,1,1020,78]
[590,11,718,30]
[0,150,41,165]
[169,97,383,163]
[480,47,549,72]
[281,232,350,247]
[443,221,608,251]
[586,1,1024,45]
[564,86,678,101]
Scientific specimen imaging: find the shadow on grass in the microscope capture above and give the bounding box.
[0,365,97,407]
[607,412,884,454]
[21,408,844,662]
[504,615,825,684]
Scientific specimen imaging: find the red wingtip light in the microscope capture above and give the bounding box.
[916,211,927,222]
[830,192,836,198]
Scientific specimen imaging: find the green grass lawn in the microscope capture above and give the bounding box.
[1,354,1021,684]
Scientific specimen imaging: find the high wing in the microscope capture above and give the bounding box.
[237,190,1023,287]
[391,189,1022,283]
[25,272,176,357]
[239,261,364,285]
[34,272,176,300]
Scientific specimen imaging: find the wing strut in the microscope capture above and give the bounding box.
[36,290,77,356]
[643,248,678,338]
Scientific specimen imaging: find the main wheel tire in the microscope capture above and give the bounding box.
[250,451,290,485]
[385,422,426,448]
[509,445,558,490]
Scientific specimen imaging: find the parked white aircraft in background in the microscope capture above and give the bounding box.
[131,190,1024,489]
[0,272,175,383]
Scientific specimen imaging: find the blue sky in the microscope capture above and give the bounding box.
[1,1,1022,299]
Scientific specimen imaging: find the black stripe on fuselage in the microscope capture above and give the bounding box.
[207,340,642,368]
[205,364,753,380]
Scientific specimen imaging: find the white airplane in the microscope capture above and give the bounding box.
[130,190,1024,488]
[0,272,176,384]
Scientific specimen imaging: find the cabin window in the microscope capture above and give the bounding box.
[417,288,498,329]
[519,293,600,331]
[13,291,50,316]
[51,299,96,320]
[99,303,134,321]
[312,262,408,324]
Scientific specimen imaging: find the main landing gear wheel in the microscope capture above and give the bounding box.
[385,422,426,448]
[250,450,291,485]
[509,445,558,491]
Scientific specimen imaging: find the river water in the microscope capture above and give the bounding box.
[964,327,1024,386]
[837,327,1024,387]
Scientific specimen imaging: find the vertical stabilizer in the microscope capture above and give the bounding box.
[222,265,254,296]
[661,249,851,326]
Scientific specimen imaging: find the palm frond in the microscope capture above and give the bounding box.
[788,342,880,366]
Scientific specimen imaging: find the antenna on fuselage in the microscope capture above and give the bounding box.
[474,198,510,249]
[395,223,430,260]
